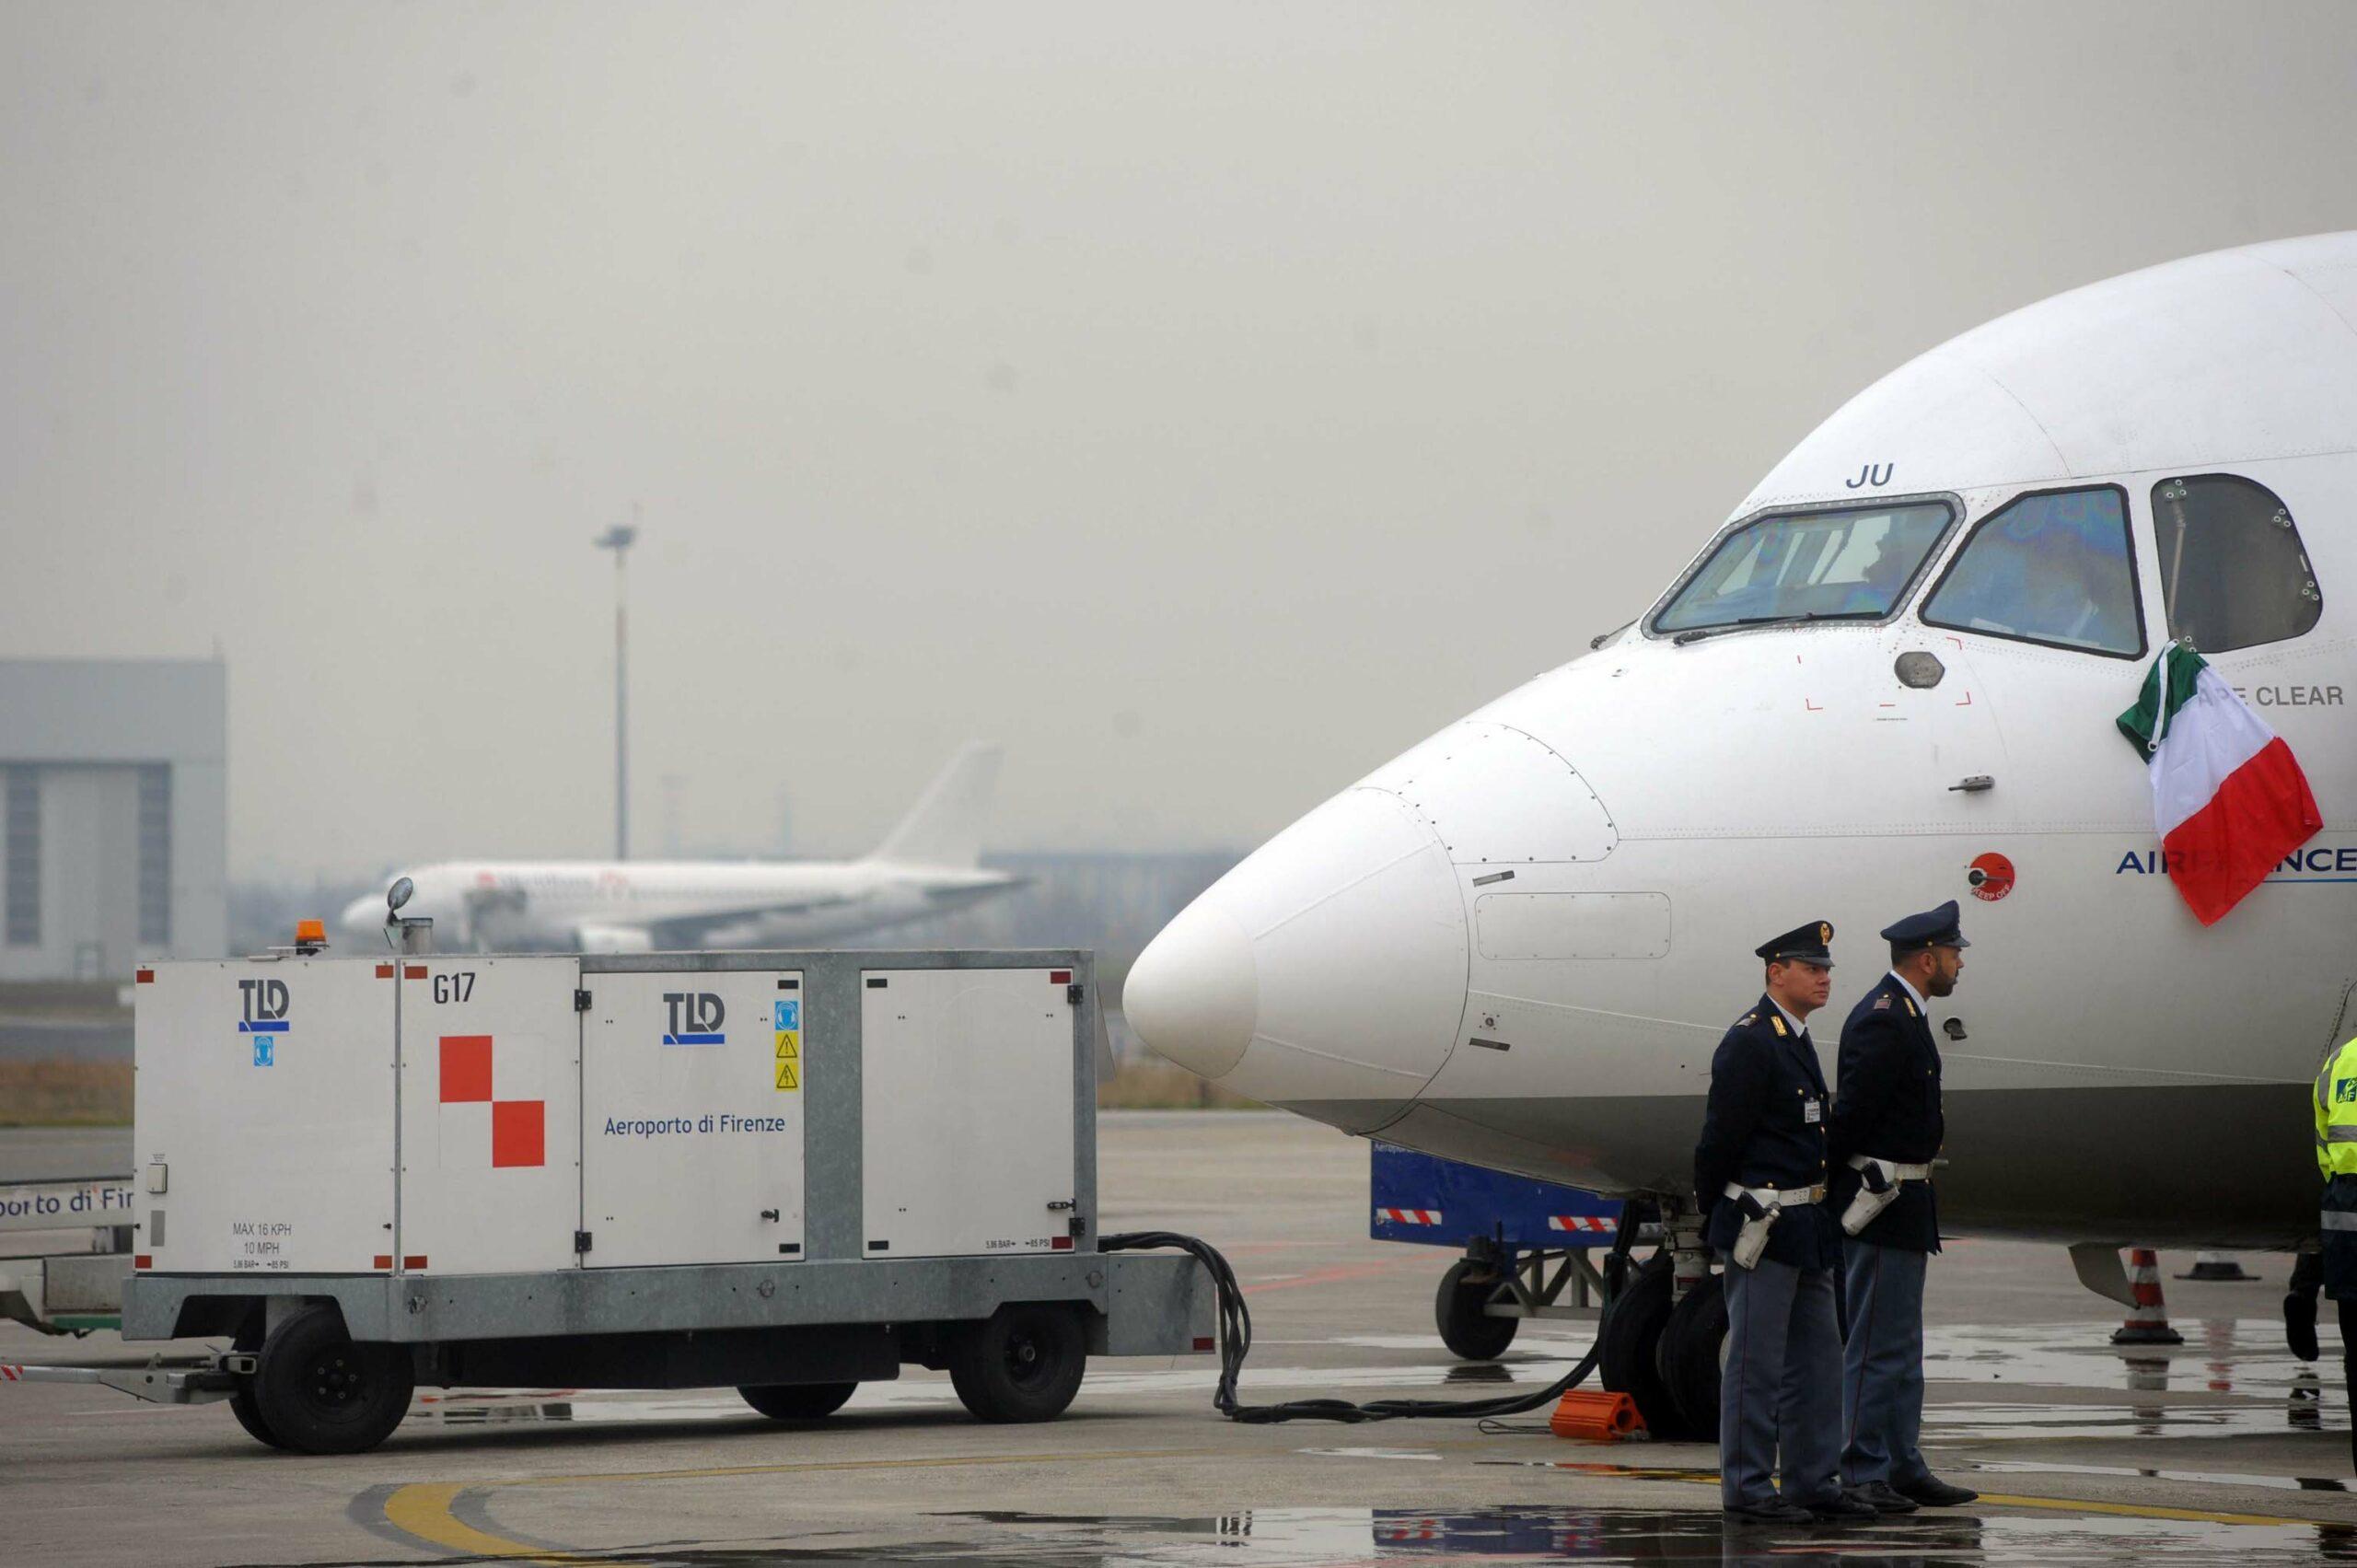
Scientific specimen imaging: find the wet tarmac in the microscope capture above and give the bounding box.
[328,1502,2354,1566]
[6,1113,2356,1567]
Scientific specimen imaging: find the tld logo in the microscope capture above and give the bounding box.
[662,992,726,1046]
[238,979,290,1067]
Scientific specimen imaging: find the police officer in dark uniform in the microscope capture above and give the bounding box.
[1695,921,1872,1524]
[1826,900,1979,1511]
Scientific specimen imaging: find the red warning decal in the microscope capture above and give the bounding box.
[1968,852,2015,901]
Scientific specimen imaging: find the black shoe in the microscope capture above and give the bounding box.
[1795,1492,1879,1522]
[2287,1292,2321,1362]
[1894,1475,1980,1507]
[1848,1481,1922,1515]
[1724,1499,1814,1525]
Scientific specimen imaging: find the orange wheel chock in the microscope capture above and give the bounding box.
[1550,1387,1643,1441]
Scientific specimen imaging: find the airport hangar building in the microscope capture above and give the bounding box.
[0,659,226,981]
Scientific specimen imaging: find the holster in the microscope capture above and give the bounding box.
[1731,1203,1781,1270]
[1840,1156,1901,1236]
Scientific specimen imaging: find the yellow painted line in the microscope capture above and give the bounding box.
[1967,1491,2314,1527]
[378,1446,1232,1559]
[379,1481,605,1564]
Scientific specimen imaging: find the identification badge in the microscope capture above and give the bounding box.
[1804,1098,1822,1123]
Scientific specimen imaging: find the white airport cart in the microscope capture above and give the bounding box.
[98,948,1208,1454]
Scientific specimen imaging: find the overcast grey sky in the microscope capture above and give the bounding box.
[6,3,2356,878]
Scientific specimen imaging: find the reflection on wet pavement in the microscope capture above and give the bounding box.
[1443,1361,1515,1385]
[1924,1318,2326,1400]
[500,1504,2357,1565]
[1924,1400,2329,1442]
[2296,1372,2328,1431]
[1968,1458,2351,1494]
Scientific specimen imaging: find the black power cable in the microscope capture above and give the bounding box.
[1100,1218,1637,1425]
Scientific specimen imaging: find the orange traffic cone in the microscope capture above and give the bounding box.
[1550,1388,1644,1441]
[2111,1247,2185,1345]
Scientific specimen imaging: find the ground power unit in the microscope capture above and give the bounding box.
[103,948,1208,1454]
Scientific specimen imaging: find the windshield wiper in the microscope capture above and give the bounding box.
[1669,610,1880,646]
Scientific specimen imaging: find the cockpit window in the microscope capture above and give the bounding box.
[1651,501,1952,635]
[2153,474,2320,653]
[1922,486,2142,657]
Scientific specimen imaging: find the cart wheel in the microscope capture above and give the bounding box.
[738,1382,858,1421]
[1658,1271,1726,1442]
[1597,1253,1700,1441]
[1434,1259,1519,1361]
[250,1304,413,1455]
[947,1303,1086,1423]
[228,1385,286,1449]
[227,1317,286,1450]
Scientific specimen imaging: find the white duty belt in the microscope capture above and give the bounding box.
[1847,1155,1933,1181]
[1724,1180,1827,1206]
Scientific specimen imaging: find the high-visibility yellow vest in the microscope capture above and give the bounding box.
[2316,1038,2357,1179]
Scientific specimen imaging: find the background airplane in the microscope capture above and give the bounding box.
[341,743,1018,952]
[1126,232,2357,1435]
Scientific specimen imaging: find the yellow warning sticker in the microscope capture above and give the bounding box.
[775,1059,799,1091]
[774,1029,799,1059]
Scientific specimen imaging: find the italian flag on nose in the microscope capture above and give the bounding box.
[2117,643,2323,925]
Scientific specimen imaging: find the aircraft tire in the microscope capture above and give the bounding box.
[1598,1254,1701,1441]
[1657,1272,1726,1443]
[250,1305,414,1456]
[947,1302,1086,1423]
[1434,1259,1519,1361]
[738,1381,858,1421]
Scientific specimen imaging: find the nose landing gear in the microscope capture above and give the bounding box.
[1434,1258,1522,1362]
[1657,1272,1727,1437]
[1596,1202,1724,1442]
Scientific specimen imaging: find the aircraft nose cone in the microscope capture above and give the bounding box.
[1125,901,1258,1080]
[1127,786,1469,1125]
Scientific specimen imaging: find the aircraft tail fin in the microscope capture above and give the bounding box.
[865,743,1004,869]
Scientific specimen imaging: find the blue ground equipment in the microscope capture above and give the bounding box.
[1371,1144,1626,1361]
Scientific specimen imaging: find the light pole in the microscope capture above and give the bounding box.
[593,515,638,859]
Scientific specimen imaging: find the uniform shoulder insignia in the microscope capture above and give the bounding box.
[1872,995,1891,1010]
[1905,999,1919,1016]
[1737,1013,1757,1026]
[1770,1015,1787,1037]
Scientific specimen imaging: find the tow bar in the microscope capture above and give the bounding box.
[1,1352,252,1406]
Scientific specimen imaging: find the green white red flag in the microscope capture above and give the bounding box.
[2116,643,2322,925]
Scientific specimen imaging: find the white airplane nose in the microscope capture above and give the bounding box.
[1124,900,1258,1079]
[1127,786,1469,1123]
